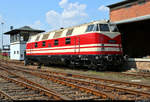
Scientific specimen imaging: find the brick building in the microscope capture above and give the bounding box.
[108,0,150,58]
[108,0,150,22]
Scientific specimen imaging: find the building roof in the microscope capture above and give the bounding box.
[107,0,138,8]
[4,26,45,35]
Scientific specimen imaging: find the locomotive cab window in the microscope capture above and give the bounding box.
[96,24,110,32]
[42,41,46,47]
[65,38,71,44]
[86,24,94,32]
[35,42,38,48]
[100,24,110,32]
[54,40,59,46]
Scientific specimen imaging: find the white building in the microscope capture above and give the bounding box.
[4,26,44,60]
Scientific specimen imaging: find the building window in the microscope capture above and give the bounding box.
[17,34,20,41]
[42,41,46,47]
[14,35,17,42]
[66,29,73,36]
[17,51,19,54]
[86,24,94,32]
[65,38,71,44]
[21,54,23,58]
[138,0,146,5]
[24,33,29,41]
[20,36,24,41]
[54,40,59,46]
[14,51,16,54]
[35,42,38,48]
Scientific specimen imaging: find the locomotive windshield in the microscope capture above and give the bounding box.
[86,23,119,32]
[95,24,110,32]
[99,24,110,32]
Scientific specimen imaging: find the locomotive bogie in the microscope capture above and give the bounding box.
[25,54,124,70]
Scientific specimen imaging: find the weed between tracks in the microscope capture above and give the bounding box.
[25,65,150,85]
[2,59,150,85]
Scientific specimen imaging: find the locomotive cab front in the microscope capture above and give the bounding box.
[85,22,125,69]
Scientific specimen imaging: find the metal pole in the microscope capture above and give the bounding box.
[1,22,4,62]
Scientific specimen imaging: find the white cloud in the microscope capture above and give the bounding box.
[30,20,42,30]
[46,0,88,30]
[59,0,68,8]
[98,5,109,11]
[46,10,61,28]
[29,20,42,29]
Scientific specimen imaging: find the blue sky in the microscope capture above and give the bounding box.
[0,0,123,48]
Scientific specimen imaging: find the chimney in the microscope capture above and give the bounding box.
[10,26,13,30]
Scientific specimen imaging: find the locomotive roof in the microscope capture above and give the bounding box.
[39,20,109,35]
[28,20,110,42]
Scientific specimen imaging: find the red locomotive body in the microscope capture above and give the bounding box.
[25,20,125,70]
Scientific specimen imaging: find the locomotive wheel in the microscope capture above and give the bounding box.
[68,61,75,69]
[97,66,106,71]
[37,63,42,69]
[88,63,97,70]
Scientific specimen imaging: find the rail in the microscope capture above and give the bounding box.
[2,64,150,100]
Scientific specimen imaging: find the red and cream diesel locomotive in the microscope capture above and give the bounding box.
[25,20,125,70]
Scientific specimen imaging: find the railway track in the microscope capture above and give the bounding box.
[0,88,13,101]
[102,70,150,79]
[0,65,111,100]
[0,72,67,101]
[3,59,150,79]
[1,59,150,78]
[1,63,150,100]
[0,67,73,100]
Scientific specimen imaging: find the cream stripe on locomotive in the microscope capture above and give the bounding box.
[26,43,120,51]
[26,47,121,54]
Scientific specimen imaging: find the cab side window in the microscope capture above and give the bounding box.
[86,24,94,32]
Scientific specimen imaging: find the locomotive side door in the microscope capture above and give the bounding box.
[74,36,80,55]
[29,44,32,55]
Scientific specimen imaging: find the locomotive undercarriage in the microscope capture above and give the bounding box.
[25,54,125,71]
